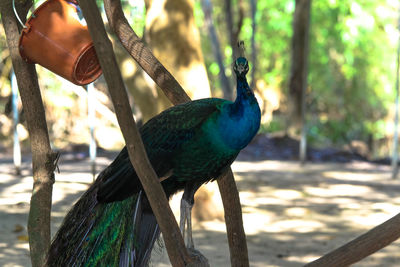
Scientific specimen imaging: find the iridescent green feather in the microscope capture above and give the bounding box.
[47,186,139,266]
[81,196,137,266]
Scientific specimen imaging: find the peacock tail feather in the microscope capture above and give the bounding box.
[47,182,157,266]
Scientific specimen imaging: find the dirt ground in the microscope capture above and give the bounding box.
[1,151,400,266]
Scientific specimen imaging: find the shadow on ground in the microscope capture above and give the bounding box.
[1,149,400,266]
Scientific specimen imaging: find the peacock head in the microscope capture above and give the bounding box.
[233,57,249,78]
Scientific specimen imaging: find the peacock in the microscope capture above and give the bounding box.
[47,55,261,266]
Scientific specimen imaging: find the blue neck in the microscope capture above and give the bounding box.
[236,76,251,100]
[231,76,252,114]
[215,75,261,150]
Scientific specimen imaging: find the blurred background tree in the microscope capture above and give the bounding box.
[0,0,399,160]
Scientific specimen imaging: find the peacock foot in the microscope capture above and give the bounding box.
[186,247,210,267]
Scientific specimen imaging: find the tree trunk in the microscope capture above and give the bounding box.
[201,0,232,100]
[224,0,244,63]
[250,0,257,90]
[289,0,311,163]
[112,40,160,122]
[0,0,58,266]
[289,0,311,121]
[391,6,400,179]
[145,0,224,228]
[144,0,211,102]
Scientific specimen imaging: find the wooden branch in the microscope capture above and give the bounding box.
[77,0,191,266]
[305,212,400,266]
[218,169,250,267]
[103,1,249,266]
[0,1,57,266]
[103,0,190,106]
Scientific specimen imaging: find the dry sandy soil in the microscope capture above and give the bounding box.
[1,152,400,266]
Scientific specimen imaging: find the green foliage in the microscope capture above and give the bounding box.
[262,119,285,134]
[121,0,146,36]
[194,0,398,151]
[1,0,399,154]
[307,0,397,146]
[248,0,294,90]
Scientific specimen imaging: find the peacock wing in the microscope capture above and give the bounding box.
[97,98,227,203]
[140,98,226,167]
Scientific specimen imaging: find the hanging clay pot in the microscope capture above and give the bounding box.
[19,0,102,85]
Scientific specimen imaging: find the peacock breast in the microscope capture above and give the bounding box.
[205,102,261,151]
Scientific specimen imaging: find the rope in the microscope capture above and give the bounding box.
[12,0,27,29]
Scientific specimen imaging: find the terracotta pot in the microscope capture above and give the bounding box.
[19,0,102,85]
